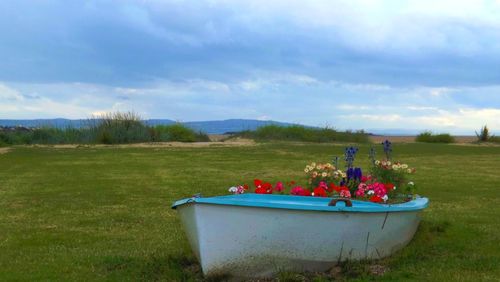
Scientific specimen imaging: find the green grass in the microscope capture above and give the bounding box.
[1,143,499,281]
[237,125,370,143]
[415,131,455,143]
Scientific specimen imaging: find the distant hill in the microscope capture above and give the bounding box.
[0,118,298,134]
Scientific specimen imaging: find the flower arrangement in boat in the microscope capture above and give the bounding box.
[228,140,417,204]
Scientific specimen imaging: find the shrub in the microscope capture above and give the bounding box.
[415,131,455,143]
[475,125,491,142]
[152,124,210,142]
[237,125,370,143]
[487,136,500,143]
[0,112,210,145]
[88,112,151,144]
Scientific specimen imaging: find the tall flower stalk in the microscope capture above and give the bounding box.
[382,140,392,160]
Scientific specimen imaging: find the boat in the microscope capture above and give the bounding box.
[172,193,429,278]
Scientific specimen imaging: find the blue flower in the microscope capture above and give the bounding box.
[382,140,392,159]
[344,146,359,168]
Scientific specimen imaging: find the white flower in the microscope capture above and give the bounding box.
[367,190,375,195]
[304,168,309,173]
[341,173,347,178]
[402,164,408,169]
[387,161,392,166]
[311,162,316,167]
[408,181,414,186]
[382,195,389,202]
[407,169,412,173]
[392,164,399,170]
[228,186,238,193]
[321,172,327,177]
[375,160,381,165]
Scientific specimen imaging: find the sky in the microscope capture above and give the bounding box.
[1,0,500,134]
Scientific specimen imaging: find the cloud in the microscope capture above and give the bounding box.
[1,1,500,86]
[1,1,500,134]
[2,78,500,134]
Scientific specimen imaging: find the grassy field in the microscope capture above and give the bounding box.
[1,143,499,281]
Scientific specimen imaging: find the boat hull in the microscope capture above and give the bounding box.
[176,201,423,278]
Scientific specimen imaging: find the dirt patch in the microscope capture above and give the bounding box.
[208,134,231,142]
[0,147,11,154]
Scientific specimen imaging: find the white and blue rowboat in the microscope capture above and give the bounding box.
[172,193,429,278]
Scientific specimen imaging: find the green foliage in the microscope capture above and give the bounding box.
[238,125,370,143]
[476,125,491,142]
[0,112,209,145]
[88,112,151,144]
[475,125,499,143]
[151,124,210,142]
[415,131,455,143]
[488,136,500,143]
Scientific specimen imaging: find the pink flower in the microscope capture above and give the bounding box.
[340,189,351,198]
[274,181,284,192]
[291,186,305,195]
[319,181,328,189]
[355,183,367,197]
[372,182,387,197]
[355,188,365,197]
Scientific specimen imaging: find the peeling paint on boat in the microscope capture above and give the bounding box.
[172,194,429,278]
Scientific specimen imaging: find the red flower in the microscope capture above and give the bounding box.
[243,184,249,190]
[254,179,272,194]
[385,183,395,191]
[300,189,311,196]
[361,175,371,183]
[313,187,327,197]
[327,183,336,193]
[328,184,349,194]
[370,195,383,203]
[255,187,268,194]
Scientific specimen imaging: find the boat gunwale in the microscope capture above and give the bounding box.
[172,193,429,213]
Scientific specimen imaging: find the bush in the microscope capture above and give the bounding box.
[475,125,499,143]
[237,125,370,143]
[487,136,500,143]
[0,112,210,145]
[88,112,151,144]
[475,125,491,142]
[151,124,210,142]
[415,131,455,143]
